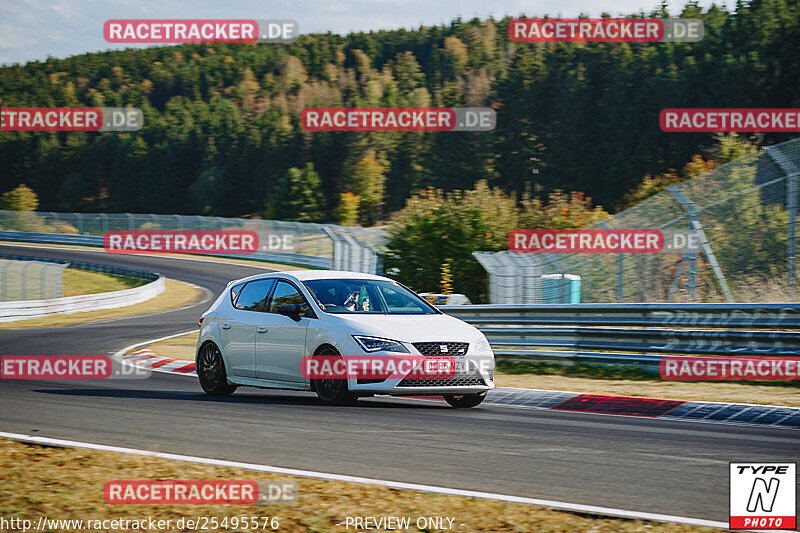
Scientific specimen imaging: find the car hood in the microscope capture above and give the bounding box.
[334,313,480,343]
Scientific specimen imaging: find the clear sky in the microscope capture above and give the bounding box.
[0,0,732,66]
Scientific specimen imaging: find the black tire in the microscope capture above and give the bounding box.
[197,342,237,396]
[443,392,486,408]
[311,347,358,406]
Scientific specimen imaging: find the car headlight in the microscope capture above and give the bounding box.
[353,335,410,353]
[474,337,492,354]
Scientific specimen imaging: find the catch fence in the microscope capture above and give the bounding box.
[476,137,800,303]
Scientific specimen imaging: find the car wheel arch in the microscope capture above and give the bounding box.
[309,344,339,392]
[313,343,339,356]
[197,339,232,374]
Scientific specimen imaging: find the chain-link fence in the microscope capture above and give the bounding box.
[0,211,387,274]
[0,259,68,301]
[476,137,800,304]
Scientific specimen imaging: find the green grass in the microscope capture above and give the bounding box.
[0,260,147,300]
[496,359,657,380]
[496,358,800,390]
[61,268,146,297]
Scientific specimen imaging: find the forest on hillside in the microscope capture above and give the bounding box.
[0,0,798,225]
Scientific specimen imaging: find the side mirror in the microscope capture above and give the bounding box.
[277,303,302,321]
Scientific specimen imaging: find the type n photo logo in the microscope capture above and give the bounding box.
[730,463,796,530]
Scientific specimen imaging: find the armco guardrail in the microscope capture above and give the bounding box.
[0,253,161,282]
[0,255,164,322]
[440,303,800,372]
[0,210,389,272]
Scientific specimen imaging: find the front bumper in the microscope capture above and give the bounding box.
[346,353,495,395]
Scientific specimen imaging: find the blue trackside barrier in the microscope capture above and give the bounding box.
[440,303,800,372]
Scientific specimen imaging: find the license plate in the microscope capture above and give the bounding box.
[422,359,470,374]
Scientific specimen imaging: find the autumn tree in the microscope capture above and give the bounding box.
[0,184,39,211]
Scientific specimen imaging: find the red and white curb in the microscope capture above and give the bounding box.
[123,348,195,375]
[119,333,800,429]
[483,388,800,429]
[113,330,197,377]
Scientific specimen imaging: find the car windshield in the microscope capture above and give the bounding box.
[303,279,438,315]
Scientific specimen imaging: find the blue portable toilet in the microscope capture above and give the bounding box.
[541,274,581,303]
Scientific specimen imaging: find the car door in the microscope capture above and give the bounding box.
[256,280,312,383]
[220,278,275,378]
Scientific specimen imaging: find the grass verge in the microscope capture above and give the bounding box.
[61,268,146,297]
[0,438,719,532]
[0,278,204,330]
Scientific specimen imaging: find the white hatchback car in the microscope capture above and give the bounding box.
[196,270,494,407]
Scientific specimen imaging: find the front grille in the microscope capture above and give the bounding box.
[413,341,469,356]
[398,371,486,388]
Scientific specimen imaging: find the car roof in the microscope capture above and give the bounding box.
[231,270,391,285]
[287,270,389,281]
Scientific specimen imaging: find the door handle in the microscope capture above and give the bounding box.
[221,324,231,330]
[257,327,268,334]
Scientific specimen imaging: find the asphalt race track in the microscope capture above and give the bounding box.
[1,243,798,523]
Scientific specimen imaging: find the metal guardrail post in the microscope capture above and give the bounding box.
[55,263,67,297]
[767,147,799,295]
[668,186,734,302]
[322,227,345,270]
[688,250,698,300]
[125,213,134,231]
[596,221,624,302]
[39,264,46,299]
[20,263,27,300]
[0,261,10,300]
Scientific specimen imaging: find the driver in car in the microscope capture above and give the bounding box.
[343,286,370,312]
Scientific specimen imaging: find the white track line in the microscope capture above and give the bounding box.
[0,431,727,529]
[115,330,196,356]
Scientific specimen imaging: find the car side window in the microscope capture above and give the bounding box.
[268,280,310,317]
[230,283,245,305]
[233,279,276,311]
